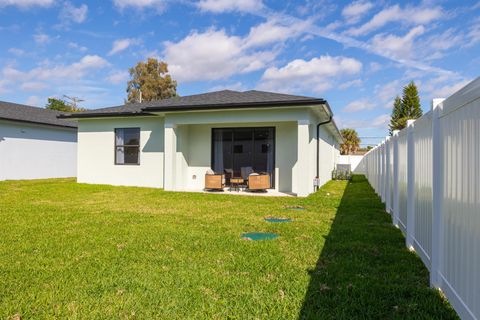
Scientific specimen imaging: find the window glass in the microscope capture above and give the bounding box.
[115,128,140,165]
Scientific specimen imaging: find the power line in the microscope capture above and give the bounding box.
[359,136,386,139]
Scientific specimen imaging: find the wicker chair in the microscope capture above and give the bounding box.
[247,173,270,191]
[205,170,225,191]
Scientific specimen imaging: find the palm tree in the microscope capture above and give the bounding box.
[340,128,361,155]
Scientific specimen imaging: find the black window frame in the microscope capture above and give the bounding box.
[114,127,141,165]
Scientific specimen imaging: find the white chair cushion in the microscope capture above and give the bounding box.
[241,166,254,179]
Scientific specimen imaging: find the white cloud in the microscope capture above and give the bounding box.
[341,114,390,130]
[370,26,425,60]
[163,28,277,82]
[253,10,456,79]
[59,2,88,24]
[1,56,110,106]
[347,5,443,36]
[196,0,263,13]
[106,70,129,84]
[25,95,41,106]
[244,19,309,48]
[68,42,87,52]
[341,78,407,118]
[342,1,373,25]
[143,50,160,60]
[113,0,165,11]
[424,79,471,99]
[108,38,140,56]
[368,62,382,73]
[374,79,402,108]
[1,55,109,88]
[0,0,54,8]
[339,78,362,90]
[465,18,480,47]
[21,81,47,91]
[371,114,391,128]
[343,99,375,112]
[417,28,465,60]
[34,33,51,44]
[259,55,362,93]
[0,79,8,94]
[8,48,25,56]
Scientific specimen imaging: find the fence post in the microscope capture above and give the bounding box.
[431,98,445,288]
[392,130,400,227]
[380,142,385,202]
[385,137,391,213]
[375,147,379,193]
[382,141,387,203]
[406,120,416,249]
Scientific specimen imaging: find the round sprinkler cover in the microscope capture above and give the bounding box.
[264,217,292,223]
[241,232,279,241]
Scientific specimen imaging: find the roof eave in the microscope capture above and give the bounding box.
[0,117,77,129]
[57,112,156,120]
[141,99,327,112]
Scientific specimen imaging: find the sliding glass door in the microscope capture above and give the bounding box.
[212,127,275,188]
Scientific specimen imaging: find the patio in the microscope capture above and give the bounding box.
[199,188,295,197]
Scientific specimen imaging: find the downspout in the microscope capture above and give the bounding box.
[316,115,333,191]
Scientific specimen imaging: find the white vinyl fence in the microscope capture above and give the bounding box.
[338,155,365,173]
[364,77,480,320]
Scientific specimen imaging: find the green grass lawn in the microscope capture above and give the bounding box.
[0,176,457,319]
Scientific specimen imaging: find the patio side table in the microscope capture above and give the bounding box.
[229,177,244,192]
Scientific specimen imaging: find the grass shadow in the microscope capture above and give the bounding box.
[298,175,457,319]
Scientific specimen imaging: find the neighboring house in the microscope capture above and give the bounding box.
[60,90,342,197]
[0,101,77,181]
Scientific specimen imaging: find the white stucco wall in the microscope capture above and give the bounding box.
[0,120,77,181]
[77,117,164,188]
[315,124,339,190]
[175,124,189,190]
[302,114,339,195]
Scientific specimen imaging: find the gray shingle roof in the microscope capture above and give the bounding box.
[142,90,324,110]
[58,90,325,118]
[0,101,77,128]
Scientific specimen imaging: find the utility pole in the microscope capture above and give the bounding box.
[63,95,85,110]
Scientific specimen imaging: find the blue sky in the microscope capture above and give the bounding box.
[1,0,479,145]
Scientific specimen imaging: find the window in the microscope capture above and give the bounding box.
[115,128,140,165]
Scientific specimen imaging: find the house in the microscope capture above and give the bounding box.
[59,90,342,197]
[0,101,77,181]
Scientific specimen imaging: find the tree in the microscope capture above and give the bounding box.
[45,97,86,112]
[388,96,404,134]
[126,58,178,103]
[340,128,361,155]
[388,81,423,133]
[401,81,422,119]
